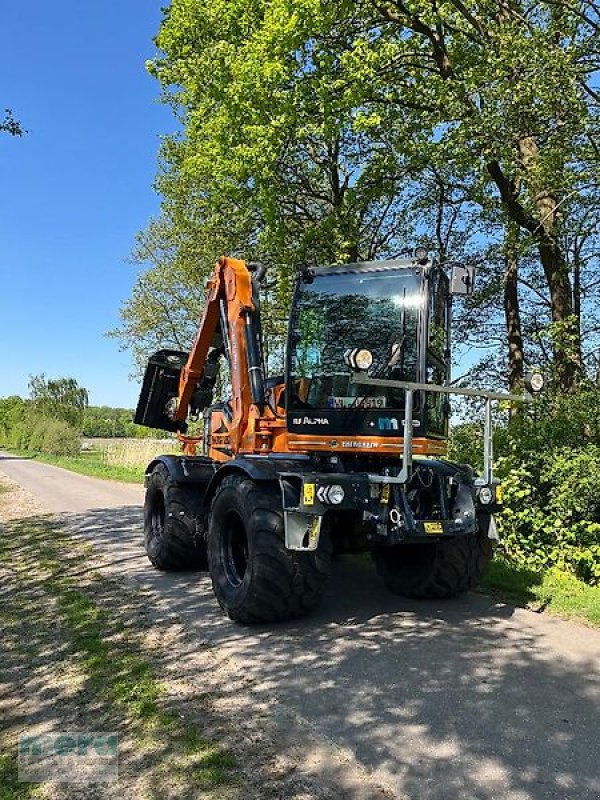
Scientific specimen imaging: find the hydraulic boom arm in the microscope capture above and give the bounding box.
[175,256,260,452]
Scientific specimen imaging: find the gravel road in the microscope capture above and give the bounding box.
[1,452,599,800]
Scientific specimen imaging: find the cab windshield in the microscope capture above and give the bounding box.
[288,267,424,412]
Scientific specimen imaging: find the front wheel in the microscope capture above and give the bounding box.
[373,515,494,599]
[207,475,331,623]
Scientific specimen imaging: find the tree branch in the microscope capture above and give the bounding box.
[446,0,490,40]
[486,160,538,234]
[517,277,551,306]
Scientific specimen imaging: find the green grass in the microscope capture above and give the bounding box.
[3,449,144,483]
[0,752,37,800]
[482,557,600,626]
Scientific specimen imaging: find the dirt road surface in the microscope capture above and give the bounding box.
[1,452,599,800]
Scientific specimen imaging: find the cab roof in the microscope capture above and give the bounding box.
[312,257,431,276]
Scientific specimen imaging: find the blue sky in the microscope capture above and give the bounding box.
[0,2,173,407]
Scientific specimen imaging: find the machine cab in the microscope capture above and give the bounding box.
[286,258,451,440]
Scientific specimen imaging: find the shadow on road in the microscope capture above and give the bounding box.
[15,504,600,800]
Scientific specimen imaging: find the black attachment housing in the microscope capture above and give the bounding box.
[134,349,188,433]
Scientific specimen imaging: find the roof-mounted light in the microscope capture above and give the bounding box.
[414,245,429,264]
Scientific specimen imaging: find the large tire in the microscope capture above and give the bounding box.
[373,515,494,599]
[144,463,208,570]
[207,475,332,623]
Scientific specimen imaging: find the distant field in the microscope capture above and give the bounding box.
[83,437,178,461]
[11,438,181,483]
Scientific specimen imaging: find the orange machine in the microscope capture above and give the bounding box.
[135,253,505,623]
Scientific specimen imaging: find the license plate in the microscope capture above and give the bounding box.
[424,521,444,535]
[328,396,387,409]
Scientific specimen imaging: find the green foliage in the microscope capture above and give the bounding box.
[0,108,25,136]
[497,449,600,584]
[28,374,89,430]
[0,395,80,456]
[452,386,600,586]
[122,0,600,387]
[83,406,157,439]
[0,396,28,445]
[448,423,484,471]
[39,419,81,457]
[496,384,600,453]
[0,396,164,469]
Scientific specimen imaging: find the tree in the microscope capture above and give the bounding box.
[28,375,89,430]
[147,1,428,270]
[331,0,598,389]
[1,109,25,136]
[122,0,599,391]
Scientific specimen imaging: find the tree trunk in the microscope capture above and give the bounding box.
[504,223,525,399]
[505,134,581,391]
[573,250,582,355]
[536,236,580,389]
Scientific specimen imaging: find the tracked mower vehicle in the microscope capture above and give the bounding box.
[135,253,536,623]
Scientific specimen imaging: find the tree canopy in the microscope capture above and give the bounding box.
[28,375,89,430]
[116,0,600,392]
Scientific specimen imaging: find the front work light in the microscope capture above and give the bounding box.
[524,371,545,394]
[355,349,374,371]
[414,245,429,263]
[344,348,373,371]
[478,486,493,505]
[328,485,345,505]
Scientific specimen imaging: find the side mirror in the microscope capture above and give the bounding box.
[450,264,476,296]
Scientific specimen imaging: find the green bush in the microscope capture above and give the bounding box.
[8,420,33,450]
[497,449,600,585]
[449,386,600,586]
[27,419,47,452]
[448,423,484,470]
[496,384,600,453]
[82,405,171,439]
[41,419,81,456]
[0,397,81,457]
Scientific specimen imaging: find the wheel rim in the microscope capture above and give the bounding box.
[150,491,166,542]
[221,511,249,588]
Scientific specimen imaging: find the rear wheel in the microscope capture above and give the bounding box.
[208,475,331,623]
[373,515,493,598]
[144,463,207,570]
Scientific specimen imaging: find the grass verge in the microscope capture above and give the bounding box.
[481,557,600,626]
[3,449,144,483]
[0,485,237,797]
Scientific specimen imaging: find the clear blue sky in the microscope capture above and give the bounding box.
[0,2,173,408]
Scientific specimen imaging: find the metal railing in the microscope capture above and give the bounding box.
[352,375,533,485]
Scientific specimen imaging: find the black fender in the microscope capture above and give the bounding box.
[204,457,282,506]
[144,454,216,487]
